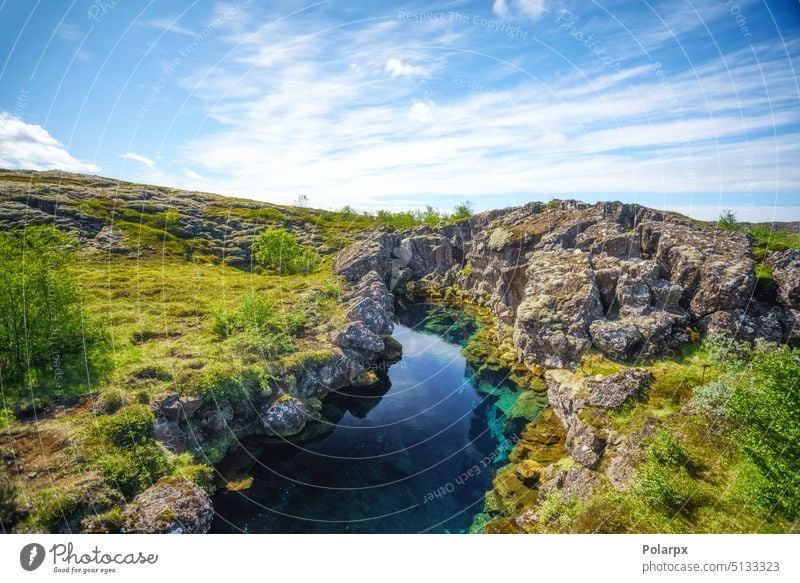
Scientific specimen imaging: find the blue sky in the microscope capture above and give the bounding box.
[0,0,798,220]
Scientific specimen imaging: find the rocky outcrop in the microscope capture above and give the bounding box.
[545,369,652,473]
[121,477,213,534]
[336,201,792,369]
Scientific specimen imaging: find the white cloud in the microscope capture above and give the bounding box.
[515,0,548,21]
[492,0,510,18]
[494,0,548,21]
[121,152,155,168]
[183,168,205,181]
[147,18,197,37]
[0,112,98,173]
[385,58,427,78]
[155,13,798,213]
[409,99,436,123]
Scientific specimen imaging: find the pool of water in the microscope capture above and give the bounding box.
[210,316,515,533]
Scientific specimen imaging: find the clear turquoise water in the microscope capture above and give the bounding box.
[210,317,514,533]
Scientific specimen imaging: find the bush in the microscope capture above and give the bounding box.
[452,201,473,220]
[649,429,690,467]
[85,404,154,448]
[718,210,738,231]
[634,459,690,513]
[81,405,169,497]
[252,228,319,274]
[725,344,800,518]
[0,226,93,382]
[94,390,126,414]
[0,407,14,430]
[174,462,216,494]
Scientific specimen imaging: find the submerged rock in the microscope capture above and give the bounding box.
[122,477,213,534]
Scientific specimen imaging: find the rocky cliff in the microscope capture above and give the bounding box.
[335,200,798,370]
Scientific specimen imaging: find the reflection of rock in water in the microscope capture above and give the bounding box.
[327,375,392,419]
[395,302,477,345]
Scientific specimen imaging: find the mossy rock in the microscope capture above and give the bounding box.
[509,390,547,422]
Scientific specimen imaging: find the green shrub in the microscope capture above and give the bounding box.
[174,463,216,494]
[0,407,14,430]
[23,487,82,532]
[0,226,100,384]
[85,404,154,448]
[725,344,800,518]
[184,364,254,413]
[634,459,690,513]
[452,201,473,220]
[649,429,690,467]
[718,210,738,230]
[252,228,319,274]
[81,405,169,497]
[538,490,582,531]
[94,390,126,414]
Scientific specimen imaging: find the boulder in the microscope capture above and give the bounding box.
[122,477,213,534]
[332,322,385,355]
[153,419,188,454]
[768,249,800,309]
[585,368,653,410]
[262,396,307,436]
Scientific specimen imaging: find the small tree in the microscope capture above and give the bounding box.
[252,228,319,275]
[453,201,473,220]
[295,194,308,208]
[718,209,737,231]
[0,226,86,381]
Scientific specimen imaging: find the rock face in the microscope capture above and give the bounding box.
[335,201,793,368]
[545,368,651,472]
[121,477,213,534]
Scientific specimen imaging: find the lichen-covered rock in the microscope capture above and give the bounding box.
[332,321,385,355]
[153,419,188,454]
[334,230,396,282]
[121,477,213,534]
[262,396,307,435]
[589,320,643,359]
[585,368,653,410]
[513,250,604,369]
[155,394,204,422]
[768,249,800,309]
[347,297,394,336]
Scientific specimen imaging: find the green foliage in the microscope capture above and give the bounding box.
[649,429,690,467]
[0,468,16,526]
[172,453,216,494]
[461,262,473,278]
[252,228,320,274]
[0,407,14,430]
[692,339,800,518]
[717,209,738,230]
[94,390,126,414]
[0,226,97,383]
[418,205,442,226]
[748,223,800,260]
[725,344,800,517]
[211,291,297,359]
[81,405,169,497]
[538,490,582,530]
[375,209,417,230]
[634,458,691,513]
[183,364,256,413]
[22,487,82,532]
[84,404,154,448]
[452,201,474,220]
